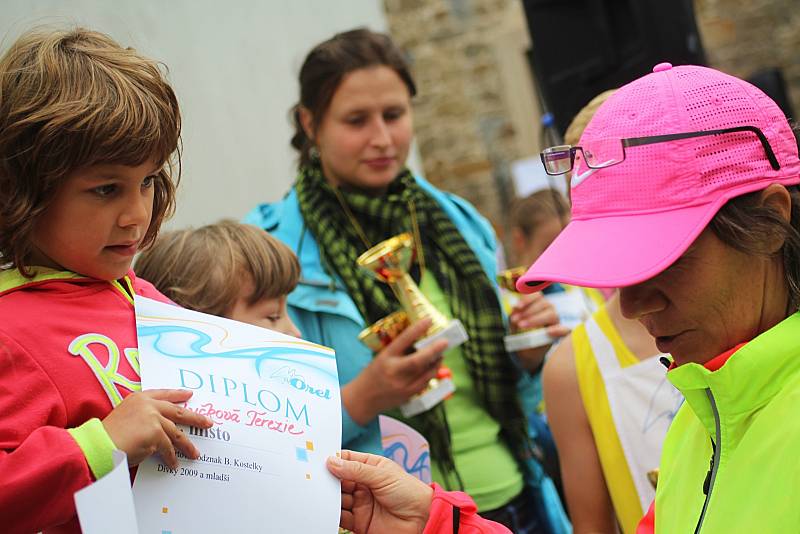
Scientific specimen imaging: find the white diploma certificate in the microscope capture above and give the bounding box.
[132,296,341,533]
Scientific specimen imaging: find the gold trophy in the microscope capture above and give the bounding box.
[497,267,556,352]
[357,233,466,417]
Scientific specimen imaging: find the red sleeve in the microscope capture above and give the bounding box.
[636,500,655,534]
[423,483,512,534]
[0,330,93,533]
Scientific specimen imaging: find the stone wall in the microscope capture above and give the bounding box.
[695,0,800,117]
[383,0,529,240]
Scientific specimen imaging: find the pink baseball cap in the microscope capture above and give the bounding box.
[517,63,800,293]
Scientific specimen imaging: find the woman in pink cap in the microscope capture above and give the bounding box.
[325,63,800,533]
[522,62,800,533]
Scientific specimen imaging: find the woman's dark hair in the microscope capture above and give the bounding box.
[290,28,416,168]
[710,184,800,312]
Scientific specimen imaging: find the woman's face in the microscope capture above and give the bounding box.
[619,227,789,366]
[308,65,413,192]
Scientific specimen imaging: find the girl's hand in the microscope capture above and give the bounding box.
[509,292,570,373]
[344,319,448,425]
[509,292,570,337]
[327,450,432,534]
[101,389,213,468]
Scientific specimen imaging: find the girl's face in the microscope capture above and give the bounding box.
[28,160,159,281]
[306,65,413,192]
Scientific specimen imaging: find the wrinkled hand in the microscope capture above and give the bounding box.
[509,292,569,337]
[327,450,433,534]
[102,389,213,468]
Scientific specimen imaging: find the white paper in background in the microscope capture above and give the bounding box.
[132,296,341,533]
[74,450,139,534]
[547,288,597,330]
[510,157,568,198]
[379,415,432,484]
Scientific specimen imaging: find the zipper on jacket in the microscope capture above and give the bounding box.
[694,388,721,534]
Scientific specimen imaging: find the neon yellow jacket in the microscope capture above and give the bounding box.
[655,312,800,532]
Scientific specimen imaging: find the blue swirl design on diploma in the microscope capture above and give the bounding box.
[137,324,336,380]
[383,442,431,481]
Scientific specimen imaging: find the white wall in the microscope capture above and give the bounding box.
[1,1,389,229]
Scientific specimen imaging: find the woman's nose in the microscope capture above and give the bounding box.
[370,118,391,148]
[619,282,666,320]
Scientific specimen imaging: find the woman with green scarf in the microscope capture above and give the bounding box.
[245,28,566,534]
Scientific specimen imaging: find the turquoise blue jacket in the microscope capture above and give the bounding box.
[245,176,539,453]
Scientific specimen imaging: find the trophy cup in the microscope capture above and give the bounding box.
[357,233,468,350]
[357,233,466,417]
[497,267,556,352]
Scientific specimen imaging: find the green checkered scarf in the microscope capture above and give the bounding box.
[295,164,532,484]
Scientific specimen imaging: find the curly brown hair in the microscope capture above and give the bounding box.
[0,27,181,274]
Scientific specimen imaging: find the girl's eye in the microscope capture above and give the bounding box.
[142,175,156,189]
[92,184,118,198]
[266,315,282,323]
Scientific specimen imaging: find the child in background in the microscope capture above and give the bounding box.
[0,28,213,533]
[509,189,570,270]
[509,190,605,333]
[135,220,302,337]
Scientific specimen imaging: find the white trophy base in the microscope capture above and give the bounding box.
[504,328,554,352]
[414,319,469,351]
[400,377,456,418]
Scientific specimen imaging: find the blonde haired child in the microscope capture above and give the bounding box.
[0,28,212,533]
[135,220,302,337]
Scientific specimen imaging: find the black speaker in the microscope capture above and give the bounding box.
[747,68,795,120]
[523,0,707,136]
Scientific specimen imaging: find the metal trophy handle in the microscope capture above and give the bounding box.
[497,267,556,351]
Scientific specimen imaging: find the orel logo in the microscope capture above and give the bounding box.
[270,365,332,400]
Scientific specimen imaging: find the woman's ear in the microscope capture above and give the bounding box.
[759,183,792,253]
[760,183,792,222]
[298,106,315,143]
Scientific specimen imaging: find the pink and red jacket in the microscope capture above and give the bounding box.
[0,269,169,533]
[424,484,511,533]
